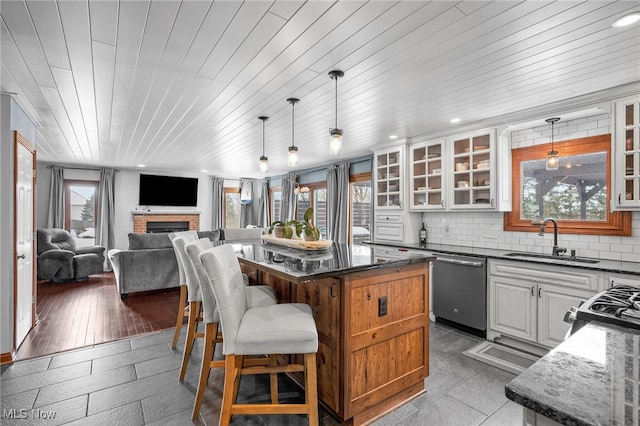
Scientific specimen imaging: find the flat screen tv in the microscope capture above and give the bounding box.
[138,174,198,207]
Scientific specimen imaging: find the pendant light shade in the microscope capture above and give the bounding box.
[258,116,269,174]
[545,117,560,171]
[287,98,299,167]
[328,70,344,156]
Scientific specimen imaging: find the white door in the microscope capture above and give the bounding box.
[15,133,35,347]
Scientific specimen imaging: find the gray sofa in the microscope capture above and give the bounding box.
[109,230,221,299]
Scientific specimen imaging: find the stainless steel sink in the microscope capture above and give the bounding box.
[504,252,599,264]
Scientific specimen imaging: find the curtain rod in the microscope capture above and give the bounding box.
[47,165,119,172]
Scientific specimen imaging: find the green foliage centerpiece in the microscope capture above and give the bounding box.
[268,182,321,241]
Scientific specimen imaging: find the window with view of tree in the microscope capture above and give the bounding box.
[351,174,371,243]
[64,180,98,246]
[224,188,241,228]
[505,134,631,236]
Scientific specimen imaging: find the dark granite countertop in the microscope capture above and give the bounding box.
[365,241,640,276]
[232,241,433,283]
[505,321,639,426]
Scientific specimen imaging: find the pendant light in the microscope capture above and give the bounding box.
[545,117,560,171]
[258,116,269,174]
[328,70,344,156]
[287,98,299,167]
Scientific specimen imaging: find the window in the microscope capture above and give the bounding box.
[350,173,371,243]
[64,180,98,246]
[270,187,281,222]
[296,183,327,239]
[505,134,631,236]
[224,187,241,228]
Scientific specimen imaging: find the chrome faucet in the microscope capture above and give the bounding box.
[538,218,567,256]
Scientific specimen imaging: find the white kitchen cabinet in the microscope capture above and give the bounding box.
[409,140,446,210]
[373,143,421,243]
[612,95,640,210]
[374,146,404,210]
[408,129,497,211]
[488,259,600,349]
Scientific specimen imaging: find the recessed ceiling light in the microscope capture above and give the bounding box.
[450,118,461,123]
[613,13,640,27]
[137,164,146,168]
[389,135,398,139]
[201,169,208,173]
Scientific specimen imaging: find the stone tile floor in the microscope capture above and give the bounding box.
[1,322,523,425]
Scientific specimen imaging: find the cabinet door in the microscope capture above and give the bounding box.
[450,130,496,209]
[374,146,404,209]
[613,96,640,209]
[489,275,536,343]
[538,285,594,348]
[409,140,446,210]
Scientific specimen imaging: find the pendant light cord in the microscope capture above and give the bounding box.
[334,75,338,129]
[292,101,295,145]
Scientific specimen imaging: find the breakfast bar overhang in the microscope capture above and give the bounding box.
[235,242,433,425]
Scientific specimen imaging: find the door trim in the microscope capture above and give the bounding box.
[13,131,36,355]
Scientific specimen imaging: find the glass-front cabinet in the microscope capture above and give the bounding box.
[614,95,640,210]
[451,131,494,208]
[409,129,496,211]
[374,146,404,209]
[409,140,445,210]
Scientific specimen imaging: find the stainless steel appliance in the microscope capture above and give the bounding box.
[432,254,487,334]
[565,285,640,335]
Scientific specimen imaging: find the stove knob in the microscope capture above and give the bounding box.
[564,306,578,324]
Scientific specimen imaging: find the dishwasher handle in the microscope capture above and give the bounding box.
[435,256,484,267]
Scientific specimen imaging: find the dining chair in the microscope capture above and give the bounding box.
[168,230,199,350]
[198,244,319,426]
[169,231,204,379]
[185,238,278,421]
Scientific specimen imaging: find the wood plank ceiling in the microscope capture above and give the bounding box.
[1,1,639,178]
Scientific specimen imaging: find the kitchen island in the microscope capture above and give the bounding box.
[234,241,433,425]
[506,321,639,425]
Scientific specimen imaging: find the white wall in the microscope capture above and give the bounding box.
[421,111,640,262]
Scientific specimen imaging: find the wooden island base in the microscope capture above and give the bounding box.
[240,259,430,425]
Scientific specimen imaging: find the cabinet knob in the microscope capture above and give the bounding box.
[531,286,534,296]
[490,198,495,207]
[538,287,542,298]
[441,200,445,208]
[619,194,622,204]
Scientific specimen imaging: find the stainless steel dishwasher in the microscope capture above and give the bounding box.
[432,254,487,334]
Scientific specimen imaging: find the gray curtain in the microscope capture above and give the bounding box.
[280,172,297,222]
[46,165,64,228]
[240,178,261,227]
[259,179,270,227]
[326,162,350,243]
[211,177,225,229]
[96,168,116,269]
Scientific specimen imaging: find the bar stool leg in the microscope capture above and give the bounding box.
[220,355,241,426]
[179,301,200,380]
[171,285,187,349]
[191,321,219,421]
[305,353,319,426]
[269,354,278,404]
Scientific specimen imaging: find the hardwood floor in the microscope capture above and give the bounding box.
[16,272,183,360]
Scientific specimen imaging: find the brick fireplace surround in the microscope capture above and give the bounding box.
[132,212,200,234]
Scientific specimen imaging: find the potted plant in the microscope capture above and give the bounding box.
[281,207,320,241]
[268,221,290,238]
[267,181,321,241]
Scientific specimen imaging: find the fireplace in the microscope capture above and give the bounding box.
[132,212,200,234]
[146,221,189,233]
